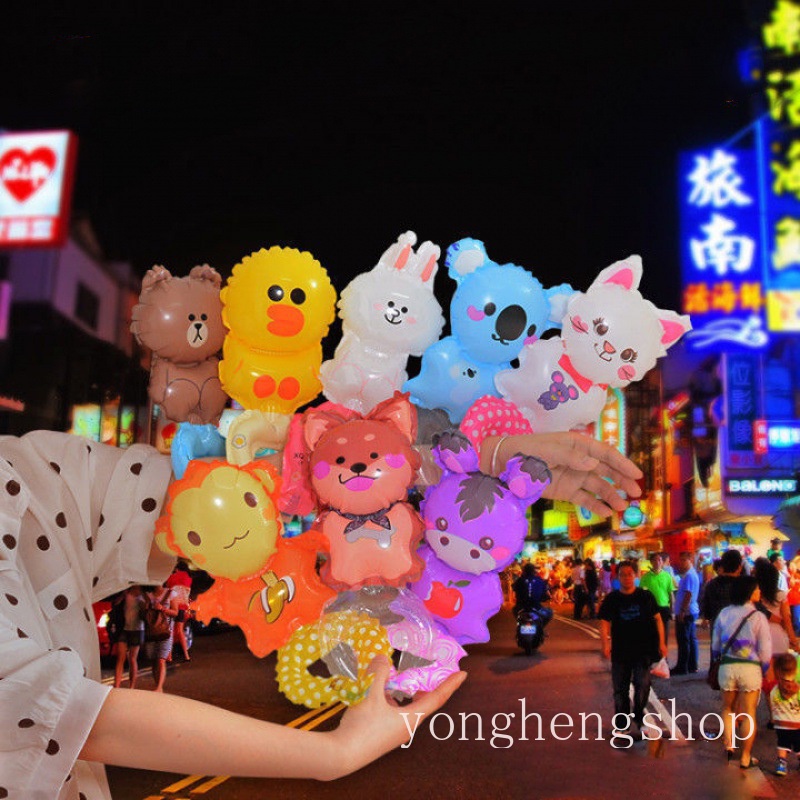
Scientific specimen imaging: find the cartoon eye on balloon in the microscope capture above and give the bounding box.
[495,255,692,433]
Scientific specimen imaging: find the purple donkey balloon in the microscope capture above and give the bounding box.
[409,431,550,644]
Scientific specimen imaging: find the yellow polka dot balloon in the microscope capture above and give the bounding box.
[276,610,392,708]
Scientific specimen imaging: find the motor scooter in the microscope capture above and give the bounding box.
[515,605,552,655]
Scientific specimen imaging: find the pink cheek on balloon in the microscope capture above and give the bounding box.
[618,365,636,382]
[385,453,406,469]
[491,546,510,563]
[467,305,485,322]
[373,302,384,311]
[406,316,417,325]
[312,461,331,480]
[524,334,538,345]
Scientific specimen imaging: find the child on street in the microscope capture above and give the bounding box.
[771,652,800,777]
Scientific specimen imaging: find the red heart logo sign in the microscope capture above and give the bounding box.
[0,147,58,203]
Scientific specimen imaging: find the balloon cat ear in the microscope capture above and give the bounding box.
[590,255,643,292]
[657,308,693,346]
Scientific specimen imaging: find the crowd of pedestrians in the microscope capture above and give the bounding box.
[512,538,800,776]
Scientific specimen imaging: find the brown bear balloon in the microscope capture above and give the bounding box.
[131,264,229,425]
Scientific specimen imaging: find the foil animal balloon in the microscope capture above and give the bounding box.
[131,264,228,425]
[155,460,334,657]
[409,431,551,644]
[495,255,692,433]
[304,392,425,591]
[320,231,445,415]
[404,238,574,423]
[218,247,337,437]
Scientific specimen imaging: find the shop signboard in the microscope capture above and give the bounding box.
[0,130,78,247]
[679,147,768,351]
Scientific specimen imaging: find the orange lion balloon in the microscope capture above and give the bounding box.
[155,459,334,657]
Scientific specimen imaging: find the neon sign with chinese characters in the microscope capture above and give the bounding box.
[680,148,769,350]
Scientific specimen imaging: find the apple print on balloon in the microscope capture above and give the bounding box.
[409,430,551,645]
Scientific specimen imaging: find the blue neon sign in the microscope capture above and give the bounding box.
[680,148,769,351]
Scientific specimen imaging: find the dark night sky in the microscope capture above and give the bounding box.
[1,1,758,311]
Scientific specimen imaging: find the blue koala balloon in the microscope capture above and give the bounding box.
[404,238,574,422]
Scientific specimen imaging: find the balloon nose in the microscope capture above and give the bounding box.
[603,340,616,354]
[350,462,367,474]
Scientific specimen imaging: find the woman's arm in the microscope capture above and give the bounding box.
[780,599,799,651]
[80,657,464,781]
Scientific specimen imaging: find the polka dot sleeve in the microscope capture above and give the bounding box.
[0,614,109,798]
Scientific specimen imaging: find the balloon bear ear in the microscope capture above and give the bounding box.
[432,430,479,475]
[303,409,351,451]
[141,264,172,292]
[500,456,552,508]
[367,392,417,444]
[188,263,222,288]
[590,255,643,293]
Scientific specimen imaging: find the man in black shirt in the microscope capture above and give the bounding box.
[599,560,667,734]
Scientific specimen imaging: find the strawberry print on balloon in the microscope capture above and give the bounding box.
[495,255,692,433]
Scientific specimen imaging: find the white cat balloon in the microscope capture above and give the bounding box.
[495,256,691,433]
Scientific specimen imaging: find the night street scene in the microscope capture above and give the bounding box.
[5,2,800,799]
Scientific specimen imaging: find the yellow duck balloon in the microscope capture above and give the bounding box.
[219,247,337,417]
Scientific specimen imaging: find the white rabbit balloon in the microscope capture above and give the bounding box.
[320,231,445,414]
[495,255,692,433]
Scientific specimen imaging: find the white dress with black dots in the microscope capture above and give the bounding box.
[0,431,173,800]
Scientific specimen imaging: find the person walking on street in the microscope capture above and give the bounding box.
[673,551,700,675]
[572,557,588,620]
[701,549,743,657]
[640,552,675,646]
[584,558,599,619]
[113,585,146,689]
[599,560,668,736]
[712,575,771,769]
[770,652,800,777]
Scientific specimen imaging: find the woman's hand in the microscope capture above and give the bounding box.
[481,432,643,518]
[329,656,466,778]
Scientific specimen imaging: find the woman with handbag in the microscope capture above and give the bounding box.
[711,576,772,769]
